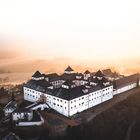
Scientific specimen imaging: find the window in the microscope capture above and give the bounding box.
[71,107,73,109]
[82,97,84,99]
[71,101,73,103]
[53,103,56,105]
[57,99,59,101]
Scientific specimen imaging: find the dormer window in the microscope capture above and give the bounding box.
[82,89,88,93]
[103,82,110,86]
[62,84,69,89]
[90,82,97,86]
[97,77,103,80]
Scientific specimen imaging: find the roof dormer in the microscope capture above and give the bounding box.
[62,80,76,89]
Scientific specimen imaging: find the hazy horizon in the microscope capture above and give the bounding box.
[0,0,140,75]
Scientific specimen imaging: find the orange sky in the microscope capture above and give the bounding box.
[0,0,140,74]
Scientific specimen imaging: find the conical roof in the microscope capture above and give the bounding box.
[84,70,90,74]
[65,66,74,72]
[32,71,42,78]
[95,70,104,77]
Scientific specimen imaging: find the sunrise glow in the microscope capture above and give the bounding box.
[0,0,140,74]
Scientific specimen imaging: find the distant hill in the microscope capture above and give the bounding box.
[0,58,139,75]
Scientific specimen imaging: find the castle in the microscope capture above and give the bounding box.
[23,66,140,117]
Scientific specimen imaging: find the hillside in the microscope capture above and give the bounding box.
[49,88,140,140]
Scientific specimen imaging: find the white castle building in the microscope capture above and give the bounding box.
[23,66,140,117]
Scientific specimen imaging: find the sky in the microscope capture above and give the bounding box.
[0,0,140,64]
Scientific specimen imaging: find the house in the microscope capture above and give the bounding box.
[4,100,17,116]
[11,108,44,126]
[12,108,33,121]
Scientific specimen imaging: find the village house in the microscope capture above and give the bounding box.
[12,108,33,121]
[3,100,17,116]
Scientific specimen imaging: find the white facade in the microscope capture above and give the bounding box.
[24,85,114,117]
[12,110,33,121]
[32,77,44,81]
[113,83,137,95]
[4,107,16,116]
[4,101,17,116]
[51,80,64,88]
[102,86,113,102]
[69,94,89,116]
[24,87,42,102]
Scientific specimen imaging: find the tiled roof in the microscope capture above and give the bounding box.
[84,70,90,74]
[45,73,60,82]
[113,73,139,89]
[32,71,42,78]
[95,70,104,77]
[24,79,52,92]
[102,69,112,76]
[65,66,74,72]
[61,73,76,81]
[52,86,89,100]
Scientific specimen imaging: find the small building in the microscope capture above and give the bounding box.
[12,108,33,121]
[3,100,17,116]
